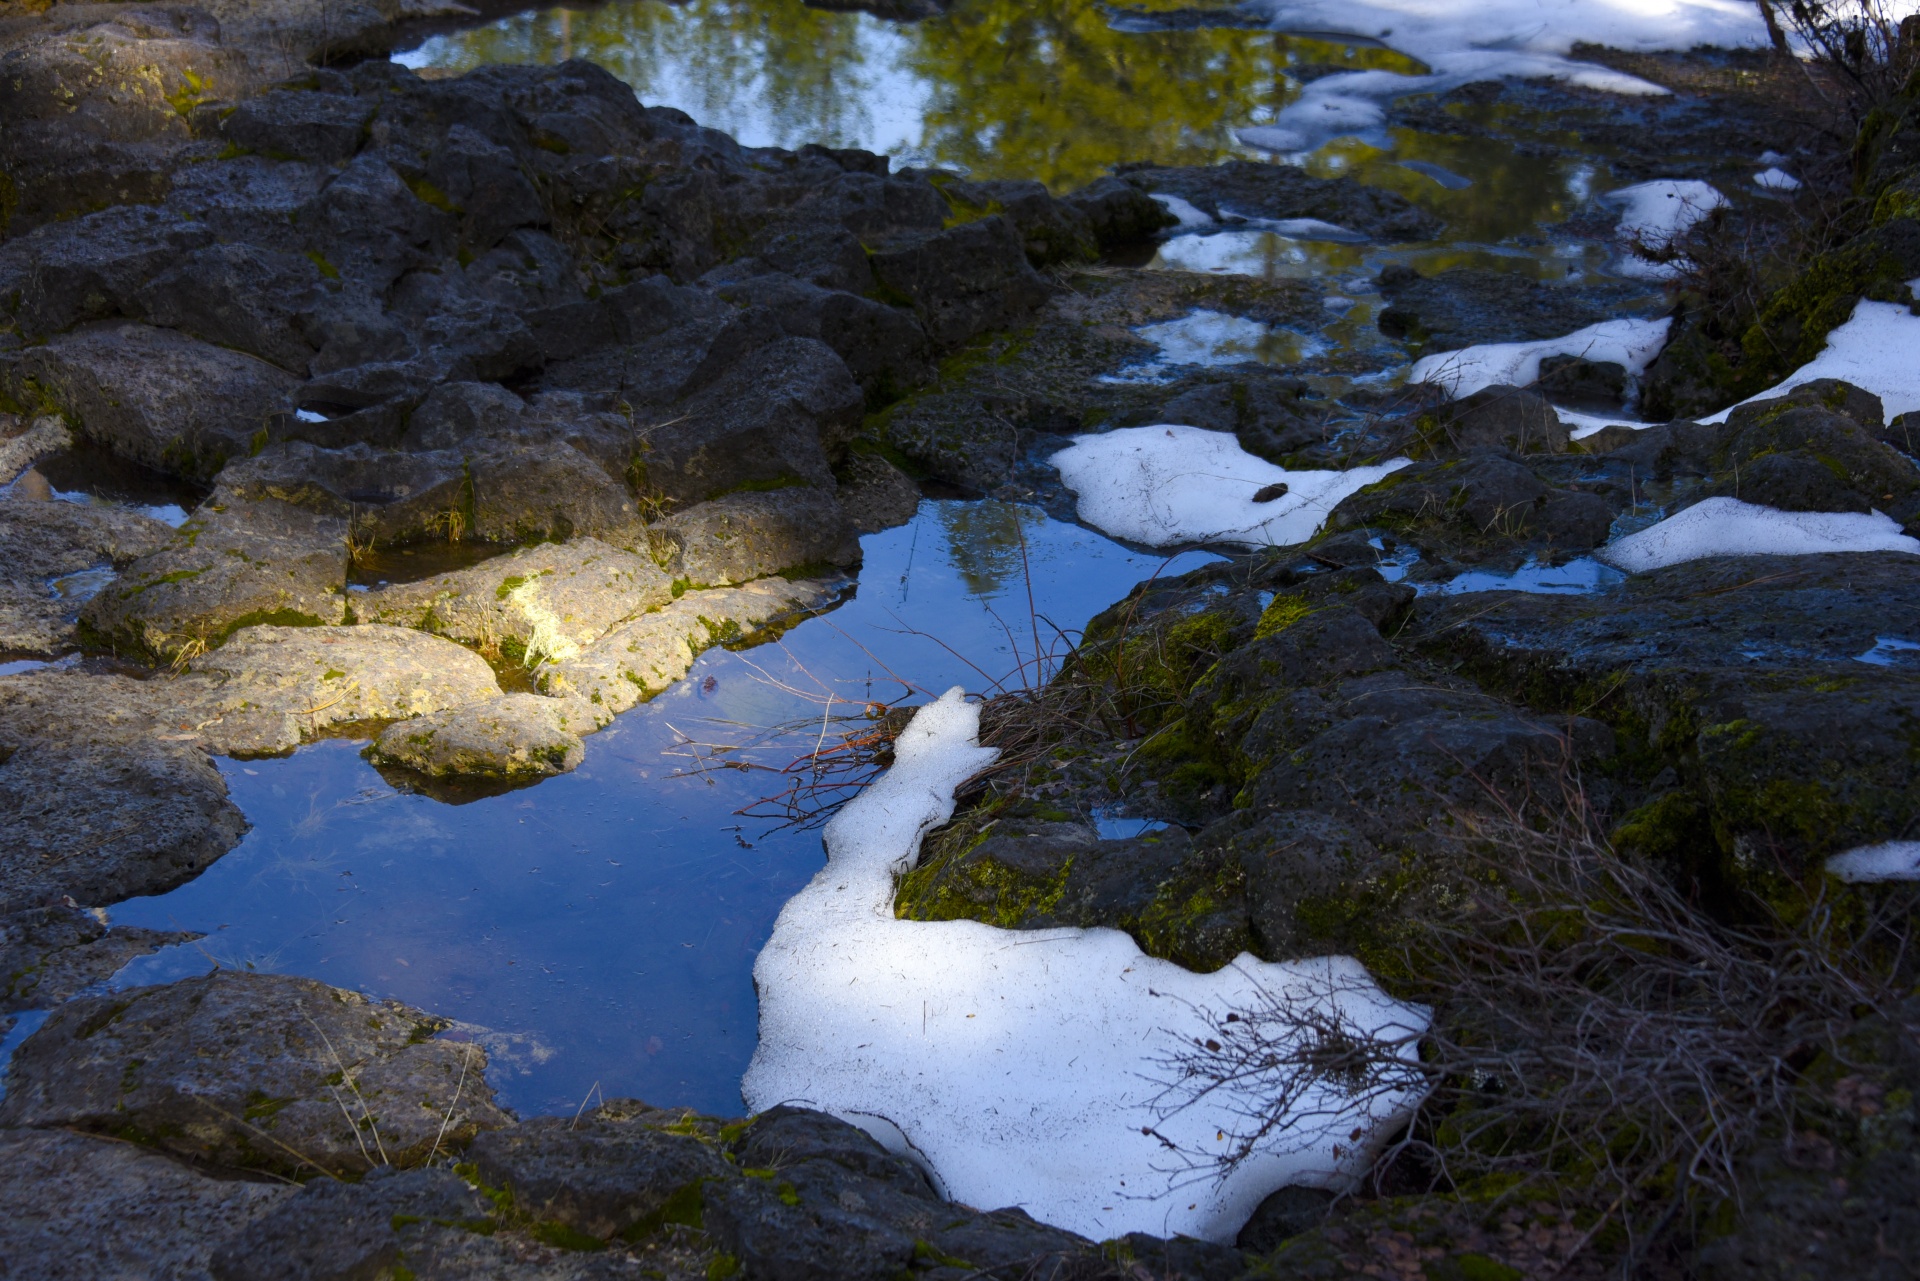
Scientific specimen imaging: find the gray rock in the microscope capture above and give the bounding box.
[356,537,674,666]
[541,577,845,725]
[369,693,585,780]
[0,489,176,655]
[1236,1184,1336,1252]
[707,273,934,400]
[1705,450,1872,513]
[0,969,513,1177]
[1533,354,1629,411]
[467,1107,732,1240]
[212,441,469,547]
[1424,385,1570,455]
[1062,174,1180,248]
[866,217,1052,349]
[80,497,349,663]
[837,451,922,534]
[134,242,327,374]
[209,1166,490,1281]
[1715,398,1920,527]
[652,487,861,586]
[218,88,378,168]
[0,415,73,485]
[468,442,645,547]
[1126,160,1442,241]
[962,178,1099,266]
[0,1128,290,1281]
[186,623,503,755]
[1375,263,1652,352]
[0,322,300,481]
[0,903,198,1014]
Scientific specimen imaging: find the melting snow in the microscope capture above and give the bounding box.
[1409,317,1670,398]
[1052,425,1410,548]
[1704,296,1920,423]
[1150,193,1213,228]
[744,689,1430,1243]
[1826,842,1920,883]
[1754,167,1802,191]
[1596,497,1920,572]
[1606,180,1728,279]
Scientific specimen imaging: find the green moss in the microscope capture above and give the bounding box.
[705,1255,740,1280]
[622,1180,707,1239]
[529,1221,606,1251]
[495,575,530,600]
[406,177,461,214]
[1253,593,1312,639]
[304,249,340,280]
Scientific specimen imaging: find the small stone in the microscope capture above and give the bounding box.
[1251,482,1290,504]
[369,693,584,780]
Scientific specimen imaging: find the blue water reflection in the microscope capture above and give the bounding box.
[109,502,1218,1117]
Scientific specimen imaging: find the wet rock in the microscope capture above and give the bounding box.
[836,451,923,533]
[81,497,349,662]
[1062,174,1181,249]
[0,492,175,656]
[1704,450,1873,513]
[1422,385,1570,455]
[1123,160,1443,241]
[652,486,861,586]
[541,576,845,725]
[0,322,299,481]
[369,693,585,780]
[1147,372,1331,464]
[866,216,1052,349]
[0,415,72,485]
[357,537,674,666]
[1374,264,1653,351]
[467,1107,732,1240]
[186,623,503,755]
[0,1128,290,1281]
[0,969,512,1177]
[1532,354,1629,411]
[0,903,198,1014]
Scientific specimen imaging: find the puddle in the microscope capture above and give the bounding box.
[348,541,518,589]
[1419,555,1625,596]
[49,566,116,604]
[14,444,204,527]
[106,502,1220,1116]
[0,1010,50,1099]
[1107,308,1330,380]
[1857,636,1920,667]
[1093,814,1172,839]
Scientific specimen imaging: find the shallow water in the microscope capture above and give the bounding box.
[106,502,1218,1116]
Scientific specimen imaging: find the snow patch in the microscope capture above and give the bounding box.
[1151,193,1213,228]
[1754,167,1801,191]
[1596,497,1920,572]
[1053,425,1410,548]
[1704,299,1920,424]
[1409,317,1670,398]
[1605,180,1727,279]
[1826,842,1920,883]
[744,688,1430,1243]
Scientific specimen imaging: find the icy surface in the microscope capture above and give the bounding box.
[744,689,1430,1243]
[1826,842,1920,883]
[1858,636,1920,666]
[1597,497,1920,572]
[1421,556,1625,596]
[1053,425,1410,548]
[1704,299,1920,423]
[1409,317,1670,398]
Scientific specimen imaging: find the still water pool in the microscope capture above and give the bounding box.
[108,504,1218,1116]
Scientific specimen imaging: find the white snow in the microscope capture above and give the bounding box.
[1151,194,1214,228]
[1826,841,1920,883]
[1604,180,1727,279]
[744,688,1430,1243]
[1704,298,1920,424]
[1409,317,1671,398]
[1595,497,1920,572]
[1754,167,1802,191]
[1052,425,1411,548]
[1555,407,1650,440]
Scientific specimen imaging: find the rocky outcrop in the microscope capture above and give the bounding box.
[368,692,586,780]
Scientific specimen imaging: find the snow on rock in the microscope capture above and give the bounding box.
[1605,179,1728,278]
[1052,425,1409,548]
[1596,497,1920,572]
[1150,193,1213,228]
[1555,407,1651,440]
[1704,298,1920,424]
[743,688,1430,1244]
[1754,167,1802,191]
[1827,842,1920,883]
[1409,317,1671,398]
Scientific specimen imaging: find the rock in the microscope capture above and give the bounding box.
[960,178,1099,266]
[652,486,861,586]
[217,87,379,168]
[214,441,469,546]
[369,693,585,780]
[0,903,198,1014]
[707,272,935,401]
[0,969,512,1177]
[134,242,327,375]
[1062,174,1180,249]
[466,442,646,548]
[0,488,176,656]
[1704,450,1873,513]
[866,217,1052,349]
[467,1106,732,1240]
[540,576,845,725]
[1374,264,1654,352]
[1714,397,1920,527]
[1421,385,1570,455]
[356,537,674,667]
[836,451,923,534]
[1237,1185,1336,1253]
[185,623,503,755]
[0,415,72,485]
[0,1128,290,1281]
[1329,452,1614,562]
[1124,160,1443,241]
[1532,354,1629,410]
[1151,372,1329,463]
[209,1166,490,1281]
[80,497,349,662]
[0,322,300,480]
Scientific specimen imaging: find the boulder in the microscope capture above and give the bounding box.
[0,322,300,481]
[467,442,645,547]
[355,537,674,666]
[185,623,503,755]
[837,451,922,534]
[1422,385,1569,455]
[212,441,469,547]
[1062,174,1180,249]
[652,486,861,586]
[0,969,512,1177]
[1124,160,1442,241]
[368,693,586,780]
[1532,354,1629,411]
[1374,264,1651,352]
[0,1129,290,1281]
[866,217,1052,349]
[208,1166,492,1281]
[80,497,349,663]
[0,416,72,485]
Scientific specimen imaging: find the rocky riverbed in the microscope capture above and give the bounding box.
[3,0,1920,1274]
